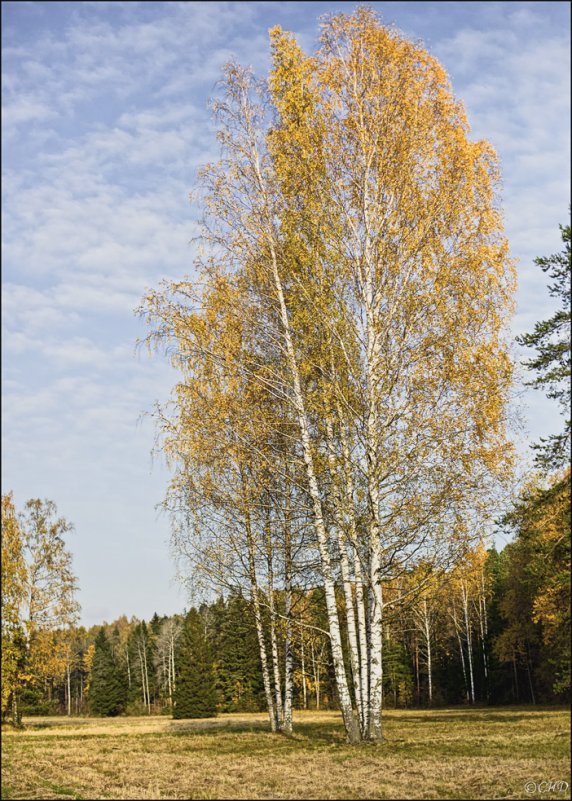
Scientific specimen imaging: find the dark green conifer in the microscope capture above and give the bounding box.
[217,593,265,712]
[89,629,127,716]
[173,608,218,718]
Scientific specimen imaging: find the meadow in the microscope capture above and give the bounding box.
[1,707,570,800]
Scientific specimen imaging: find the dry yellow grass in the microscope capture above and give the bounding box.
[2,707,570,800]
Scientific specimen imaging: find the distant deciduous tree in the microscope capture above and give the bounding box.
[1,494,80,722]
[154,616,182,711]
[21,499,80,635]
[1,493,28,724]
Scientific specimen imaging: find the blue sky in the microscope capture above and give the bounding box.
[2,1,570,628]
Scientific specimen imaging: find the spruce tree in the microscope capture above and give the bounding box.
[382,639,414,708]
[89,629,127,716]
[173,608,218,719]
[217,593,265,712]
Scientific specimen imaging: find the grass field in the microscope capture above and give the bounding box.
[2,707,570,800]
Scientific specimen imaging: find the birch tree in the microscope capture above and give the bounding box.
[155,617,182,709]
[447,546,491,704]
[2,496,80,721]
[268,12,514,737]
[410,578,441,706]
[141,274,307,733]
[20,499,80,637]
[141,7,514,743]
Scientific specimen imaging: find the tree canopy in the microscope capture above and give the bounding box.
[140,7,516,743]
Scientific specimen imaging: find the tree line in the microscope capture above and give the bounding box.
[2,501,568,723]
[2,510,570,718]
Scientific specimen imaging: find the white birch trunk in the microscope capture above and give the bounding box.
[265,240,359,742]
[300,626,307,710]
[139,642,149,711]
[461,582,475,704]
[265,520,284,731]
[283,587,293,734]
[249,108,358,740]
[478,570,489,694]
[367,509,383,741]
[269,599,283,729]
[283,517,293,734]
[451,605,469,702]
[144,646,151,713]
[244,503,277,732]
[363,245,384,742]
[339,421,369,735]
[423,599,433,706]
[162,652,171,707]
[66,662,71,717]
[167,652,172,706]
[414,639,420,703]
[171,634,176,695]
[354,571,369,732]
[325,417,363,731]
[252,587,276,731]
[126,647,131,689]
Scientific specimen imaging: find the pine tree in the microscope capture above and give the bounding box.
[173,609,218,719]
[149,612,163,637]
[517,219,571,469]
[89,629,127,716]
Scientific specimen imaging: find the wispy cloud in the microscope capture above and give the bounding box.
[433,3,570,365]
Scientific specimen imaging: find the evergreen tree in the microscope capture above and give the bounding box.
[89,629,127,716]
[517,219,571,469]
[149,612,163,637]
[383,638,414,708]
[216,594,265,712]
[173,608,218,719]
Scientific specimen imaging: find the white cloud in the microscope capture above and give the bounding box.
[118,103,202,131]
[2,96,56,126]
[2,283,79,333]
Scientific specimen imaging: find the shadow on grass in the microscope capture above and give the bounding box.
[161,707,570,761]
[166,718,268,735]
[166,717,347,751]
[384,708,565,726]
